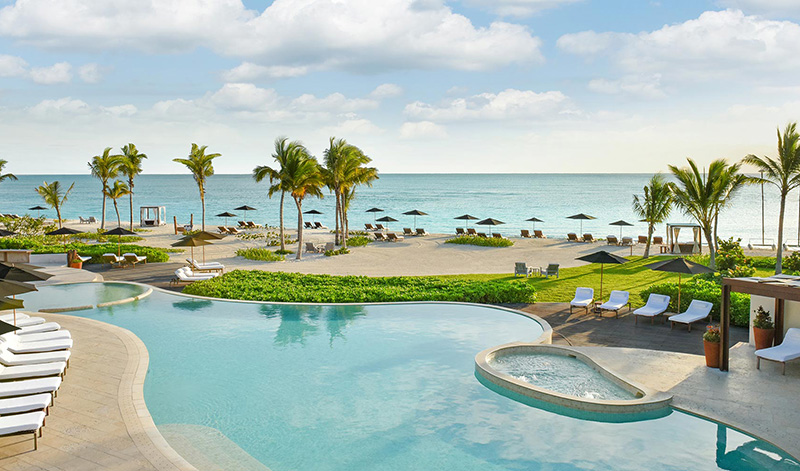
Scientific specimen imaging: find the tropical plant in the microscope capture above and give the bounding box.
[703,325,721,343]
[107,180,131,227]
[35,181,74,228]
[715,237,755,278]
[632,174,672,258]
[253,137,303,252]
[173,143,221,231]
[0,159,17,185]
[88,147,123,230]
[711,162,754,252]
[743,123,800,274]
[283,148,325,260]
[753,306,774,330]
[235,247,286,262]
[119,143,147,230]
[445,236,514,247]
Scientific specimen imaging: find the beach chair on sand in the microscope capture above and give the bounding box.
[756,328,800,375]
[668,300,713,332]
[78,217,90,224]
[652,236,664,245]
[88,216,97,224]
[606,235,619,245]
[375,224,385,231]
[305,242,321,253]
[467,228,477,236]
[456,228,465,235]
[543,263,559,279]
[638,235,648,244]
[597,290,630,318]
[621,236,633,246]
[365,223,376,231]
[226,227,240,235]
[520,230,531,238]
[633,294,671,325]
[374,233,386,242]
[386,233,404,242]
[247,221,261,229]
[305,222,314,229]
[218,226,229,234]
[238,221,248,229]
[477,232,488,238]
[534,230,546,239]
[492,233,504,239]
[570,287,594,314]
[514,262,534,278]
[314,222,327,230]
[583,234,596,243]
[403,228,414,236]
[416,228,428,236]
[567,233,579,242]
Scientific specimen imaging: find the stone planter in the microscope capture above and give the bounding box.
[703,340,720,368]
[753,327,775,351]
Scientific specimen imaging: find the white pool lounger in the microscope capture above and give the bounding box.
[2,331,72,343]
[633,294,671,325]
[0,411,47,450]
[0,349,71,367]
[668,300,713,332]
[596,290,630,318]
[0,362,66,381]
[4,338,72,354]
[17,322,62,335]
[569,287,594,314]
[0,393,51,415]
[0,377,61,399]
[756,328,800,375]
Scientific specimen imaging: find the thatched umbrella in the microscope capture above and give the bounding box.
[646,258,714,311]
[567,213,596,234]
[402,209,428,230]
[575,250,629,302]
[172,236,212,264]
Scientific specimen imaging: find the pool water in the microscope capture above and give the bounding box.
[21,282,146,310]
[489,352,636,401]
[43,284,799,471]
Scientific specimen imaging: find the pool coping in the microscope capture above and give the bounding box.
[36,281,153,313]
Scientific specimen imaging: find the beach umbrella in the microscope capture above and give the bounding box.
[216,212,237,226]
[189,231,224,263]
[567,213,596,234]
[0,279,37,297]
[28,205,47,217]
[645,258,714,312]
[45,226,82,248]
[0,298,24,326]
[172,236,212,264]
[234,205,256,221]
[609,220,634,239]
[304,209,323,225]
[375,216,398,230]
[477,218,505,235]
[0,229,15,237]
[402,209,428,230]
[0,263,52,282]
[454,214,479,230]
[366,207,384,222]
[525,217,544,232]
[576,250,629,302]
[0,319,21,335]
[105,226,137,256]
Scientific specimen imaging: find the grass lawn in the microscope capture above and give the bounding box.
[445,256,775,307]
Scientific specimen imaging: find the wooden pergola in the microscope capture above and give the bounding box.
[720,275,797,371]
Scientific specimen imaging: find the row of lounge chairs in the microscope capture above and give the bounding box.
[77,217,97,224]
[218,226,242,235]
[520,230,547,238]
[304,222,328,230]
[0,311,73,450]
[237,221,262,229]
[102,253,147,268]
[403,228,428,236]
[306,242,335,253]
[454,228,508,239]
[569,289,714,329]
[0,214,22,219]
[374,233,404,242]
[364,224,386,231]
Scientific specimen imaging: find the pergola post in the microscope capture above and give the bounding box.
[775,298,785,344]
[720,283,731,371]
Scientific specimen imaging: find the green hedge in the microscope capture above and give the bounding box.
[0,238,172,263]
[183,270,536,304]
[445,236,514,247]
[640,278,751,327]
[235,248,285,262]
[346,236,371,247]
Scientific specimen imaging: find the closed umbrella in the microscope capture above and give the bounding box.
[172,236,212,264]
[645,258,714,311]
[525,217,544,232]
[234,205,257,222]
[375,216,398,231]
[304,209,323,225]
[46,226,82,248]
[104,226,137,257]
[366,207,384,223]
[567,213,596,234]
[477,218,505,236]
[402,210,428,230]
[575,250,629,303]
[216,212,237,226]
[454,214,479,230]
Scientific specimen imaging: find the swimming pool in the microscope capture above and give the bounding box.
[22,281,147,311]
[23,283,800,470]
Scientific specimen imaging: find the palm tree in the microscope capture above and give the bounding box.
[119,143,147,230]
[107,180,131,227]
[712,162,754,252]
[669,158,732,269]
[253,137,303,252]
[283,149,324,260]
[632,174,672,258]
[173,144,221,231]
[0,159,17,185]
[744,123,800,273]
[35,181,74,228]
[88,147,123,230]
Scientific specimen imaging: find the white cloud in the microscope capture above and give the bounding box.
[28,61,72,84]
[0,0,543,73]
[400,121,448,139]
[77,63,104,83]
[323,118,383,136]
[369,83,403,99]
[290,93,378,113]
[207,83,280,111]
[28,97,89,115]
[588,74,666,99]
[0,54,28,77]
[464,0,583,17]
[718,1,800,17]
[404,88,574,122]
[221,62,309,81]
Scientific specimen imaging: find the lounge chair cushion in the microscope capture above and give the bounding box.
[598,290,629,311]
[0,377,61,398]
[634,294,670,317]
[0,361,67,380]
[756,328,800,362]
[668,300,713,325]
[0,393,52,415]
[0,411,46,435]
[5,338,73,354]
[18,322,61,335]
[0,349,71,367]
[570,287,594,307]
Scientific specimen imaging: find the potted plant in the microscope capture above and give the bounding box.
[703,325,721,368]
[68,251,83,269]
[752,305,775,350]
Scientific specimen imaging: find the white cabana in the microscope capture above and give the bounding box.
[140,206,166,227]
[666,222,701,255]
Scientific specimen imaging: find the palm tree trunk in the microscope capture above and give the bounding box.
[295,197,303,260]
[279,191,286,252]
[101,190,107,230]
[200,188,205,231]
[128,179,134,230]
[704,227,716,269]
[340,196,347,248]
[114,200,121,227]
[334,190,341,245]
[55,205,62,229]
[713,213,719,252]
[776,194,787,274]
[644,224,653,258]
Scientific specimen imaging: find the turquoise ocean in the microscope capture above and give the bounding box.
[0,173,793,244]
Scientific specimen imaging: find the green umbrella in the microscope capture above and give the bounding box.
[0,279,37,297]
[376,216,398,231]
[576,250,629,302]
[0,296,25,326]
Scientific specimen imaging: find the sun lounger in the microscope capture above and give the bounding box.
[3,330,71,343]
[0,393,52,416]
[477,232,488,238]
[621,236,633,246]
[0,349,70,367]
[0,411,47,450]
[606,235,619,245]
[247,221,261,229]
[386,233,404,242]
[416,228,428,236]
[756,328,800,375]
[467,228,477,236]
[567,233,579,242]
[102,253,126,268]
[0,316,46,328]
[365,223,376,231]
[0,377,61,399]
[375,224,385,231]
[668,300,713,331]
[123,253,147,266]
[3,338,73,354]
[583,233,596,243]
[403,228,414,236]
[570,287,594,314]
[188,259,224,273]
[542,263,559,279]
[305,222,314,229]
[597,290,630,318]
[514,262,534,278]
[0,362,66,381]
[520,230,531,238]
[633,293,671,324]
[456,228,465,235]
[226,226,241,235]
[218,226,229,234]
[88,216,97,223]
[534,230,546,239]
[373,232,386,241]
[238,221,248,229]
[306,242,322,253]
[638,235,648,244]
[75,254,91,263]
[172,268,219,284]
[17,322,61,335]
[492,233,504,239]
[324,242,335,252]
[653,236,664,245]
[314,222,327,229]
[78,216,90,224]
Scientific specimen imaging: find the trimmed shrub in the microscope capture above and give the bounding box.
[445,236,514,247]
[640,278,750,327]
[346,236,371,247]
[0,237,171,263]
[325,247,350,256]
[183,270,537,304]
[235,248,285,262]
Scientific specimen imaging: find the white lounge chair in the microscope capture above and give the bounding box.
[0,361,66,381]
[17,322,62,335]
[102,253,126,268]
[188,259,224,273]
[172,267,218,284]
[123,253,147,266]
[668,300,713,331]
[569,287,594,314]
[633,293,671,325]
[0,393,52,415]
[756,328,800,375]
[0,377,61,399]
[3,330,71,342]
[0,315,45,328]
[597,290,630,318]
[1,335,72,354]
[0,349,71,367]
[0,411,47,450]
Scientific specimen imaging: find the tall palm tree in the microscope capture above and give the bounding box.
[35,181,74,229]
[88,147,123,230]
[744,123,800,273]
[119,143,147,230]
[283,149,324,260]
[107,180,131,227]
[669,158,732,269]
[711,162,754,252]
[253,137,303,252]
[173,144,221,231]
[632,174,672,258]
[0,159,17,185]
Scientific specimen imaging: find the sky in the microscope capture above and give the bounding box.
[1,0,800,174]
